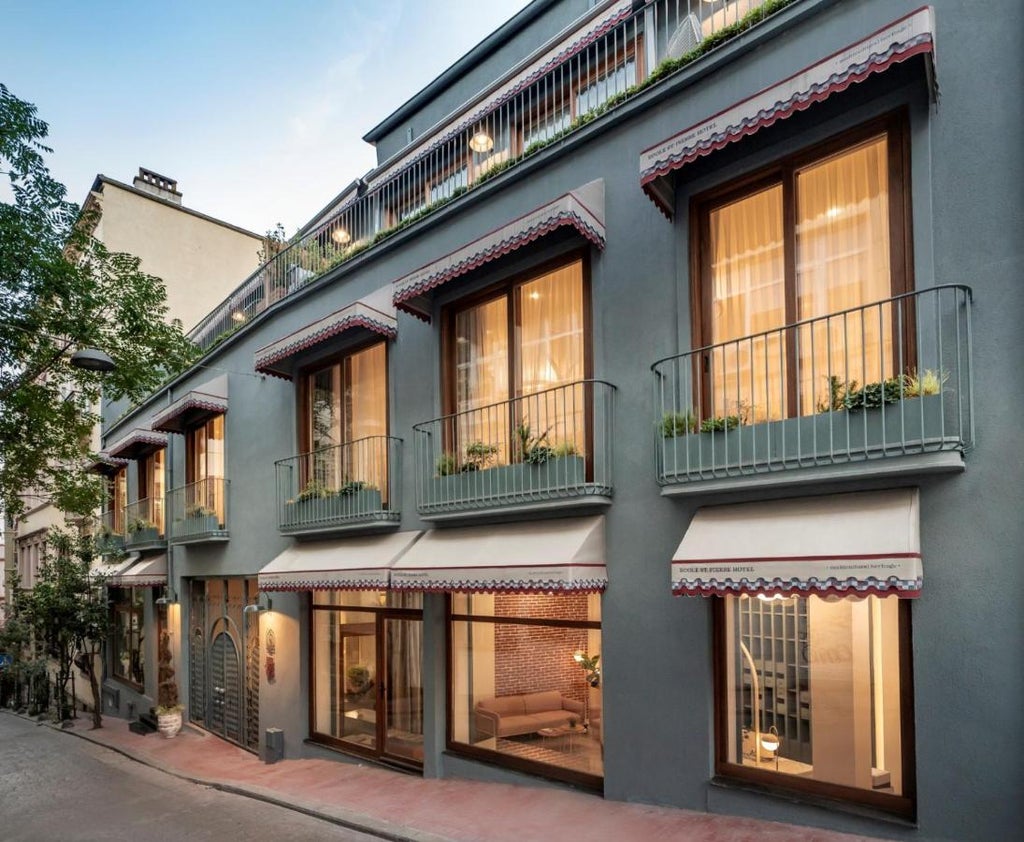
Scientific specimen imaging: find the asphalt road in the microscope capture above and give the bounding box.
[0,713,387,841]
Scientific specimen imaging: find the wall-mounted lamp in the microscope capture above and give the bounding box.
[155,589,178,606]
[243,593,273,615]
[469,130,494,153]
[331,228,352,246]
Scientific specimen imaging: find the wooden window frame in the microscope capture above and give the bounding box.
[110,586,146,692]
[712,595,917,818]
[689,111,914,421]
[185,415,225,485]
[439,250,593,469]
[445,594,604,791]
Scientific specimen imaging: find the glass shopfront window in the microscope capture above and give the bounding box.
[111,587,145,688]
[450,593,603,787]
[310,590,423,765]
[718,594,913,815]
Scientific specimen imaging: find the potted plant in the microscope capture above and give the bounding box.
[183,503,220,535]
[155,631,184,738]
[126,517,160,545]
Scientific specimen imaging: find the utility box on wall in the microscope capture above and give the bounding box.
[263,727,284,764]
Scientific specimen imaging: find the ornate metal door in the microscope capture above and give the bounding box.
[209,630,242,743]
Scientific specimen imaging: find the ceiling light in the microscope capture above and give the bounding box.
[469,130,494,153]
[332,227,352,245]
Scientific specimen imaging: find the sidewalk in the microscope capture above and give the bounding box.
[27,712,873,842]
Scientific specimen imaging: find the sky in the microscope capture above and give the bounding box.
[1,0,533,236]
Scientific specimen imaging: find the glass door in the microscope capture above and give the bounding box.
[383,616,424,763]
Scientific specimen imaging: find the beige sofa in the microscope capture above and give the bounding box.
[475,690,584,739]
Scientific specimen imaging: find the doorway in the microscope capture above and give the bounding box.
[188,578,260,751]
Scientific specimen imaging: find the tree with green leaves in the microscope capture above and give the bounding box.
[1,83,197,518]
[20,531,109,727]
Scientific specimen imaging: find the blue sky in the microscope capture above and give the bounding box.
[1,0,531,235]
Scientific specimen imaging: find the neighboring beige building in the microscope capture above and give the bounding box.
[10,168,265,586]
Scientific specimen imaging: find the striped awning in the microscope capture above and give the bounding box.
[90,553,139,582]
[392,180,605,322]
[112,554,167,588]
[640,8,936,217]
[258,531,423,591]
[106,428,168,460]
[390,515,607,593]
[254,286,397,380]
[151,376,228,433]
[672,489,922,598]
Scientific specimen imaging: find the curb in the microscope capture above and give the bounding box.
[2,709,452,842]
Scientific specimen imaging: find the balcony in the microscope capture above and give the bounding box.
[123,498,166,551]
[652,286,973,494]
[276,436,402,536]
[167,478,229,544]
[189,0,794,354]
[95,510,125,555]
[413,380,615,520]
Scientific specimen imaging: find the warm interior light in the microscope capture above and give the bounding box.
[377,591,387,606]
[757,592,786,602]
[231,311,246,323]
[469,130,494,153]
[529,291,541,300]
[760,726,781,753]
[573,650,585,663]
[826,206,843,218]
[332,227,352,245]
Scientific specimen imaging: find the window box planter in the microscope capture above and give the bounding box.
[283,488,384,527]
[661,427,763,479]
[429,455,587,505]
[127,526,160,545]
[182,514,221,535]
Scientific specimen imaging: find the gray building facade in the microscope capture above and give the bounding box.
[98,2,1023,839]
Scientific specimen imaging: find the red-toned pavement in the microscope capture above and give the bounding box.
[40,714,872,842]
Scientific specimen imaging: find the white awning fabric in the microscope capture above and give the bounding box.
[640,8,936,218]
[91,553,140,582]
[112,554,167,588]
[392,180,605,322]
[258,531,423,591]
[391,515,606,593]
[254,286,397,380]
[672,489,922,598]
[151,375,228,433]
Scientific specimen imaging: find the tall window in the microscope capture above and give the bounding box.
[695,117,908,423]
[111,587,145,688]
[107,467,127,534]
[310,590,423,765]
[302,341,388,497]
[447,257,587,465]
[187,415,225,523]
[138,449,165,534]
[450,593,603,787]
[717,594,912,816]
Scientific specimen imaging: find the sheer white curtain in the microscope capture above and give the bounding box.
[455,297,509,464]
[709,185,786,422]
[517,262,585,454]
[796,136,891,413]
[345,342,388,491]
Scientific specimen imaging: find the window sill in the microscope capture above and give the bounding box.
[709,774,917,828]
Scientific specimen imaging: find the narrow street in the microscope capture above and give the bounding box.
[0,714,385,842]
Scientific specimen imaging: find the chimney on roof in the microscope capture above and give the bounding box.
[133,167,182,205]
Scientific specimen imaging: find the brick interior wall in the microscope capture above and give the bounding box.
[493,593,589,703]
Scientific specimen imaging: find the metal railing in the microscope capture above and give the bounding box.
[275,436,402,533]
[167,477,229,542]
[123,497,165,546]
[652,285,974,484]
[189,0,789,352]
[414,380,615,514]
[96,509,125,554]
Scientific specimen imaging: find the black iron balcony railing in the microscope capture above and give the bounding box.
[275,436,402,534]
[167,477,229,543]
[652,285,974,486]
[123,497,165,550]
[189,0,793,353]
[414,380,615,516]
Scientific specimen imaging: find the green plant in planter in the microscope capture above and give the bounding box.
[435,452,458,477]
[817,376,859,413]
[843,377,907,411]
[659,411,697,437]
[338,480,376,495]
[515,420,554,464]
[126,517,158,534]
[700,415,742,433]
[904,368,948,398]
[462,441,498,472]
[345,664,372,694]
[295,479,338,502]
[550,441,580,458]
[184,503,215,518]
[156,631,183,715]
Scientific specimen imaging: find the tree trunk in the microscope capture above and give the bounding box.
[87,644,103,730]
